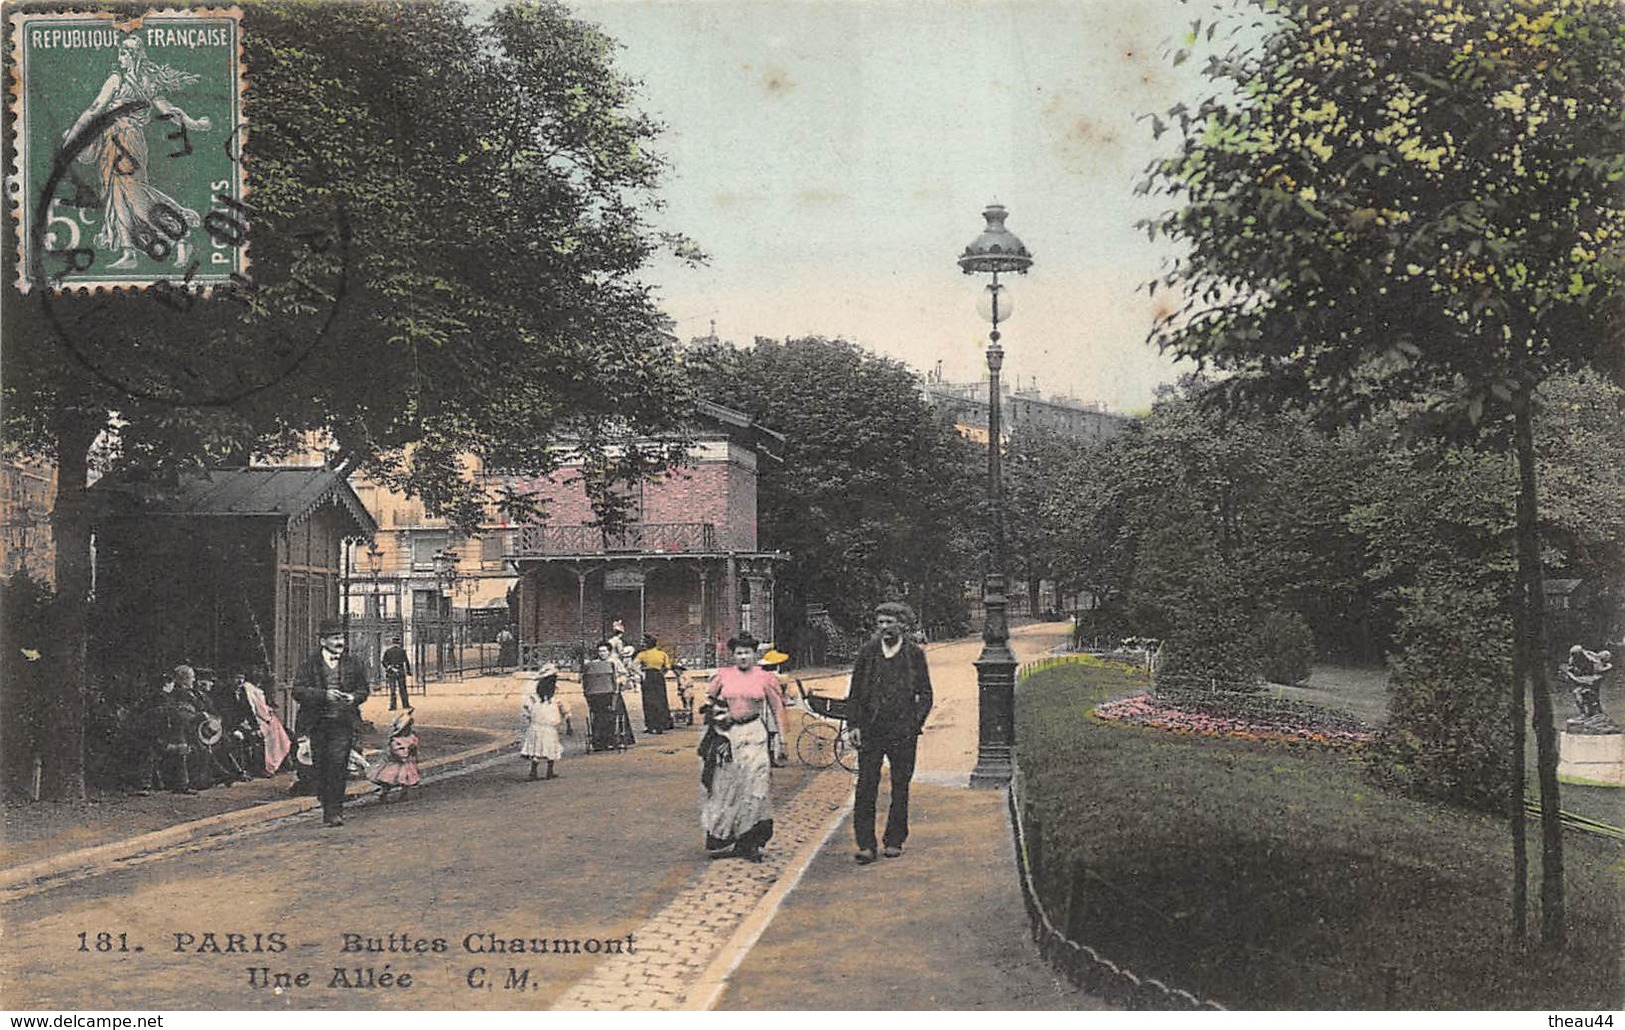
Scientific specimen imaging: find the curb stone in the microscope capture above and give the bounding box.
[1,737,516,895]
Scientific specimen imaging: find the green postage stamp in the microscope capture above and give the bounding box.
[9,7,247,292]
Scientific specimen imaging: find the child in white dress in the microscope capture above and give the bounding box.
[520,664,567,781]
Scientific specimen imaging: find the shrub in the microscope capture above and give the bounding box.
[1,571,56,795]
[1365,583,1513,813]
[1155,605,1264,692]
[1258,610,1316,686]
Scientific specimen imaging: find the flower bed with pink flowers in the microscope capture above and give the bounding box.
[1091,691,1374,749]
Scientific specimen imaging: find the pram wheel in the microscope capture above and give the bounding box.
[584,691,636,753]
[796,722,838,768]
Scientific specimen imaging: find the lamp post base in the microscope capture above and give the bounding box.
[971,645,1017,787]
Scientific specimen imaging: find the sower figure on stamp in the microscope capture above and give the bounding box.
[846,601,933,864]
[381,637,412,711]
[63,36,212,270]
[291,618,370,827]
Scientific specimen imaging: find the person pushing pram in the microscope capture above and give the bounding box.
[581,641,634,752]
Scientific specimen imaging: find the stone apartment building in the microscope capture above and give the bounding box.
[1,456,56,586]
[343,466,517,680]
[923,374,1130,443]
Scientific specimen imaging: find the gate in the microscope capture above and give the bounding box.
[346,615,406,685]
[414,610,515,682]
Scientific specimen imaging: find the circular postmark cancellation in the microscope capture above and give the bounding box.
[8,7,351,407]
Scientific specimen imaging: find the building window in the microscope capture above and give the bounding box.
[413,588,445,618]
[411,532,449,570]
[480,532,511,563]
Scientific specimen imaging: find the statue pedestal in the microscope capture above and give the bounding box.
[1557,730,1625,787]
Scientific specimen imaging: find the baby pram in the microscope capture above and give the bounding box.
[582,664,635,753]
[795,681,858,771]
[670,668,695,728]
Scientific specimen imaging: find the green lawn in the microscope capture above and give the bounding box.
[1015,663,1624,1010]
[1282,661,1625,829]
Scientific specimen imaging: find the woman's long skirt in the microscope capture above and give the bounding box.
[613,693,636,747]
[586,693,616,751]
[641,669,674,732]
[700,718,774,856]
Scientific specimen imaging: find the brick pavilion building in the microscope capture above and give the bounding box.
[508,401,786,670]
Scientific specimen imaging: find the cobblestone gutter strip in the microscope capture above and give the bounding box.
[1007,779,1223,1012]
[1,737,517,896]
[551,768,853,1012]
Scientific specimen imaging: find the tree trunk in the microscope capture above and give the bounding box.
[1508,572,1529,944]
[43,407,101,801]
[1513,389,1564,950]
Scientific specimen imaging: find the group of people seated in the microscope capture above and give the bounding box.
[129,664,292,795]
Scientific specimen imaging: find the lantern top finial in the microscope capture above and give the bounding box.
[958,202,1033,275]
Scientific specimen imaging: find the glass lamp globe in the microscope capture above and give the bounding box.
[977,282,1014,324]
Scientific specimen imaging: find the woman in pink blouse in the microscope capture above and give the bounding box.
[699,633,788,861]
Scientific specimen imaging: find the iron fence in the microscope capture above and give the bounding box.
[514,522,717,555]
[520,640,717,673]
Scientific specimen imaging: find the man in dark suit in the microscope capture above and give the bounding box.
[292,618,370,827]
[846,601,934,864]
[381,637,411,711]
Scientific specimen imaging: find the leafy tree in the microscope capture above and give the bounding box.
[1,0,699,798]
[1140,0,1625,946]
[1004,426,1086,615]
[1067,381,1373,683]
[1535,370,1625,639]
[1351,439,1519,810]
[688,337,982,644]
[1355,373,1625,809]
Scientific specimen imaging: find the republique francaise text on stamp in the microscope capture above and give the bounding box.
[9,6,246,292]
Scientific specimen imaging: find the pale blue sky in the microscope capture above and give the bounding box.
[564,0,1210,414]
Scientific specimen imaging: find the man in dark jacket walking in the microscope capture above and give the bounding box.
[292,618,370,827]
[846,601,933,864]
[381,637,411,711]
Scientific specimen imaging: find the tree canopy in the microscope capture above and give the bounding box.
[0,0,703,797]
[1139,0,1625,948]
[686,336,982,643]
[3,0,700,520]
[1143,0,1624,420]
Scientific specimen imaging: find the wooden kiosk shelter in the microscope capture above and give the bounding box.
[90,467,377,714]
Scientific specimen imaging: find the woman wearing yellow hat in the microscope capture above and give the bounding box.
[758,646,792,767]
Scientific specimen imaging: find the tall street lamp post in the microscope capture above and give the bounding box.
[958,202,1033,788]
[432,548,459,682]
[365,541,384,618]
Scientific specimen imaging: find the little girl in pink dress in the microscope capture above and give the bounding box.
[371,709,420,802]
